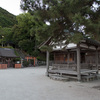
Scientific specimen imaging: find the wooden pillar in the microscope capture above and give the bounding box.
[54,52,56,63]
[77,44,81,81]
[67,51,70,68]
[21,58,23,68]
[95,49,99,74]
[27,57,28,61]
[46,51,49,76]
[34,57,36,66]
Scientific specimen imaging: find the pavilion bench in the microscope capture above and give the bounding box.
[82,74,96,81]
[81,69,98,81]
[49,63,99,81]
[52,63,77,70]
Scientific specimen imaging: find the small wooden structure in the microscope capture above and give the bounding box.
[25,56,36,66]
[40,38,100,81]
[0,48,21,69]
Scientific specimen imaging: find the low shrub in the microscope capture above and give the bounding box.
[23,60,29,67]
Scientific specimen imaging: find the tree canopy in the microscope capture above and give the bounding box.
[0,26,13,47]
[0,7,17,27]
[12,13,40,55]
[20,0,100,44]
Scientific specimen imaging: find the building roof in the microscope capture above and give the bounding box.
[39,37,52,49]
[39,37,100,51]
[0,48,18,58]
[82,38,100,46]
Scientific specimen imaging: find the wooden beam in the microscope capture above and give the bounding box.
[80,43,88,48]
[77,44,81,81]
[54,52,56,63]
[46,51,49,76]
[95,49,99,74]
[74,52,77,64]
[67,51,70,68]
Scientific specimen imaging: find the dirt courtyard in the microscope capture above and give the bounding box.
[0,67,100,100]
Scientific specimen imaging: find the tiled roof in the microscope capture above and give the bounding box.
[0,48,18,58]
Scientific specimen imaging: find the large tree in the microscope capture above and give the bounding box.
[20,0,100,44]
[0,26,12,47]
[12,13,39,55]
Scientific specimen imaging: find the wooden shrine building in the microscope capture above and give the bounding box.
[40,38,100,81]
[0,48,21,69]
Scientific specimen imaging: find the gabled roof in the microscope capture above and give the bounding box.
[81,38,100,47]
[0,48,18,58]
[39,37,100,51]
[39,37,52,49]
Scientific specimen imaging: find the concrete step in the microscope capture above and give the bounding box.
[96,74,100,79]
[49,74,70,81]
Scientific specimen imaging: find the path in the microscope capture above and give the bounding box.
[0,67,100,100]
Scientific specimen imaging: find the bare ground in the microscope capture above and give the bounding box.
[0,67,100,100]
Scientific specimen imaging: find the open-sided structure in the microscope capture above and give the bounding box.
[40,38,100,81]
[0,48,21,69]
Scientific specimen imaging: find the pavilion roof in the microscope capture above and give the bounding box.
[0,48,18,58]
[39,37,100,51]
[81,38,100,47]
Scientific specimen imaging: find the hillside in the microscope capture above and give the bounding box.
[0,7,17,27]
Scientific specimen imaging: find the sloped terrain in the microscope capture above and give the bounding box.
[0,7,17,27]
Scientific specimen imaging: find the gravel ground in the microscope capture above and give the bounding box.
[0,67,100,100]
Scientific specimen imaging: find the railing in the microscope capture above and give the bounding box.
[51,63,99,71]
[36,61,54,66]
[37,61,46,66]
[0,64,7,69]
[81,63,97,70]
[51,63,77,71]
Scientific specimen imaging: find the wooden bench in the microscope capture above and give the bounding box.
[50,63,99,81]
[52,63,77,71]
[82,75,96,81]
[96,74,100,80]
[81,69,98,81]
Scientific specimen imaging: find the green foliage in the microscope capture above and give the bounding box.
[40,45,53,52]
[18,39,33,53]
[71,33,84,44]
[21,0,100,43]
[0,7,43,57]
[23,60,29,67]
[32,50,39,57]
[0,27,13,46]
[37,56,46,61]
[28,59,34,65]
[0,46,13,49]
[14,50,20,56]
[23,59,34,67]
[35,23,51,43]
[0,7,17,27]
[13,58,21,62]
[12,13,38,55]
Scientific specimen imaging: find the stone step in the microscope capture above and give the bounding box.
[96,74,100,79]
[49,74,70,81]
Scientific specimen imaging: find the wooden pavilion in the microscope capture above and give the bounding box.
[40,38,100,81]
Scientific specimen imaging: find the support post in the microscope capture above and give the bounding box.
[77,44,81,81]
[46,51,49,76]
[21,58,23,68]
[54,53,56,63]
[67,51,70,68]
[95,49,99,74]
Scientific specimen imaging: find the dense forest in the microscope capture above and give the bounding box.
[0,7,44,59]
[21,0,100,45]
[0,7,16,49]
[0,7,17,27]
[0,0,99,60]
